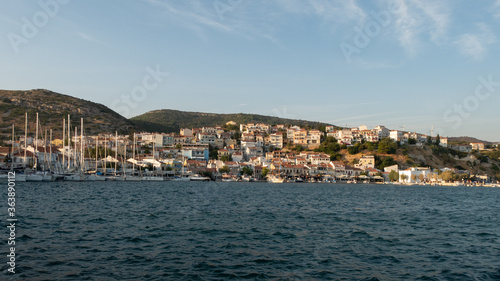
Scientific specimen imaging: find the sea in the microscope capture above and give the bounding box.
[1,181,500,280]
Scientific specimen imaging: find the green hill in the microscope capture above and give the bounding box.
[130,109,335,133]
[0,89,135,139]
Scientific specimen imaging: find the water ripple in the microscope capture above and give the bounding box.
[1,182,499,280]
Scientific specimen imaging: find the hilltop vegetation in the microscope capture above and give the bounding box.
[0,89,135,139]
[130,109,335,133]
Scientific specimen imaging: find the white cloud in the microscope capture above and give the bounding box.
[389,0,450,56]
[493,0,500,18]
[454,23,496,61]
[77,32,101,43]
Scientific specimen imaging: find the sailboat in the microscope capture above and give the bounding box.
[139,134,163,181]
[64,118,86,181]
[87,135,106,181]
[9,124,26,182]
[267,163,285,183]
[122,143,141,181]
[172,157,190,181]
[26,113,43,182]
[267,174,285,183]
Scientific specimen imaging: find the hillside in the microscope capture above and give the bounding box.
[0,89,135,140]
[338,144,499,177]
[448,137,495,145]
[130,109,335,133]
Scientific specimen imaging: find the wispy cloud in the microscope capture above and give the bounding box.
[141,0,368,43]
[454,23,496,61]
[77,32,102,43]
[389,0,450,56]
[493,0,500,18]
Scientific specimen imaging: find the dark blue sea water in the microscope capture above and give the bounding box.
[2,182,500,280]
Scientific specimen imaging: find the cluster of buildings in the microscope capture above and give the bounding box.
[1,121,496,183]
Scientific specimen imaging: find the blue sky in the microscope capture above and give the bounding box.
[1,0,499,141]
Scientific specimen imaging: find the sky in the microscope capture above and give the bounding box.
[1,0,499,141]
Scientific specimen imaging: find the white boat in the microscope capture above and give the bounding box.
[64,174,87,181]
[1,173,26,182]
[241,175,254,182]
[16,174,27,182]
[190,174,211,181]
[42,174,55,182]
[142,176,164,181]
[267,175,285,183]
[26,174,43,182]
[87,174,106,181]
[123,175,142,181]
[222,176,238,182]
[172,176,190,182]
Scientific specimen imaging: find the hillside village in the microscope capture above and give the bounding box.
[1,120,500,184]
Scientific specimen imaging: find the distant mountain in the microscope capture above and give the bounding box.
[130,109,335,133]
[448,137,495,145]
[0,89,135,139]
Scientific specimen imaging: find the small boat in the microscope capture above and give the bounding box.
[64,174,87,181]
[123,175,142,181]
[222,176,238,182]
[142,176,164,181]
[26,174,43,182]
[87,174,106,181]
[190,174,211,181]
[241,175,254,182]
[267,175,285,183]
[172,176,190,182]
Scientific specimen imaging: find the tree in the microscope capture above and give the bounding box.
[219,165,230,174]
[389,170,399,182]
[411,175,417,182]
[426,136,432,145]
[435,134,440,145]
[209,145,218,160]
[408,138,417,145]
[220,155,232,162]
[441,170,454,182]
[293,145,304,152]
[262,167,269,178]
[347,145,359,155]
[400,174,408,182]
[378,138,397,154]
[318,136,340,155]
[241,166,253,176]
[376,156,396,170]
[418,174,425,183]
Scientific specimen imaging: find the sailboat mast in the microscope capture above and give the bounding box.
[11,124,14,168]
[62,118,65,171]
[49,129,52,171]
[81,118,84,173]
[24,113,27,167]
[67,115,71,170]
[104,135,107,175]
[35,113,39,169]
[133,133,136,174]
[114,131,118,174]
[74,127,77,168]
[44,130,47,171]
[95,135,98,172]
